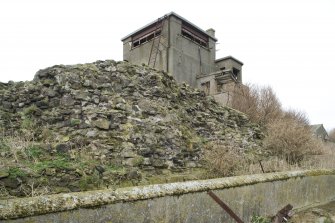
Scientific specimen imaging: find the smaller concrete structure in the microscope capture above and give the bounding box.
[310,124,329,141]
[121,12,243,105]
[197,56,243,105]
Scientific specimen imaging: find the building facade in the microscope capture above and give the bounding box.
[121,12,243,105]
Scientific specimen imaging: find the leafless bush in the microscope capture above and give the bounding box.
[19,182,52,197]
[231,84,260,123]
[232,84,325,165]
[258,86,282,125]
[264,118,322,164]
[283,109,310,125]
[231,84,282,125]
[203,141,249,177]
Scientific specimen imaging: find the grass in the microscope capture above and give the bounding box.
[8,167,27,178]
[32,156,71,173]
[250,215,271,223]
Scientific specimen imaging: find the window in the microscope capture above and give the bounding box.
[201,81,210,95]
[132,29,161,48]
[217,83,223,93]
[232,68,240,80]
[181,23,209,48]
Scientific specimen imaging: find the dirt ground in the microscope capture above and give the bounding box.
[289,201,335,223]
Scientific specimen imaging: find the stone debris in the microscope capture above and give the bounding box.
[0,60,263,196]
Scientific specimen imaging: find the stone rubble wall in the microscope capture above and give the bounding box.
[0,60,263,195]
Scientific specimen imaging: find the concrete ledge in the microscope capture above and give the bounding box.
[1,169,335,220]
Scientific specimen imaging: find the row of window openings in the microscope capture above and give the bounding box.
[181,29,208,48]
[132,29,208,48]
[132,30,162,48]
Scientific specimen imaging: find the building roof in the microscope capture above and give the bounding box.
[121,11,218,42]
[215,56,244,65]
[310,124,323,132]
[310,124,329,137]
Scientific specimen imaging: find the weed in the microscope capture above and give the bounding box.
[131,156,144,166]
[251,215,271,223]
[8,167,27,178]
[25,145,44,162]
[203,141,248,177]
[22,105,39,118]
[323,216,334,223]
[79,174,101,191]
[32,156,71,173]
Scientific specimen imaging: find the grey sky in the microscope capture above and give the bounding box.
[0,0,334,130]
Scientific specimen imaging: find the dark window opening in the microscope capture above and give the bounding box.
[181,26,209,48]
[155,30,161,37]
[217,83,223,93]
[140,38,146,44]
[201,81,210,95]
[132,29,162,48]
[232,68,240,80]
[146,33,154,42]
[220,67,226,71]
[200,41,207,47]
[182,30,193,40]
[133,41,140,47]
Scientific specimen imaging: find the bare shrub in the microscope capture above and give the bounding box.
[231,84,260,123]
[258,86,282,125]
[232,84,327,168]
[203,141,249,177]
[19,182,51,197]
[231,84,282,125]
[283,109,310,125]
[264,118,322,164]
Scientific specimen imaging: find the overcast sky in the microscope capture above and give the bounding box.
[0,0,334,130]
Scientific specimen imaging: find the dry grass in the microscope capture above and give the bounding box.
[204,142,335,177]
[0,132,35,163]
[203,141,249,177]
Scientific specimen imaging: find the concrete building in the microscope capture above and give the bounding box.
[121,12,243,105]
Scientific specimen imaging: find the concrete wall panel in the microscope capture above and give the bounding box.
[2,170,335,223]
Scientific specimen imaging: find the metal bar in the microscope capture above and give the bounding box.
[207,191,244,223]
[274,204,293,223]
[259,160,265,173]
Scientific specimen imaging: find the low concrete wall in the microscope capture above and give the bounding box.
[1,169,335,223]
